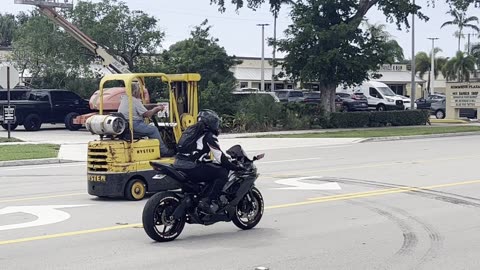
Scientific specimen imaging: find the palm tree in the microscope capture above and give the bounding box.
[441,10,480,52]
[471,43,480,78]
[415,49,447,92]
[364,21,404,63]
[443,51,476,82]
[269,0,292,91]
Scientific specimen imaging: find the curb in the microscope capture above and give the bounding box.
[0,158,81,167]
[361,131,480,143]
[429,119,470,124]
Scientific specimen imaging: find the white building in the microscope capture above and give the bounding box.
[231,57,428,97]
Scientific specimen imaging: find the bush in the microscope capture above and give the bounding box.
[329,110,430,128]
[280,103,326,130]
[231,95,283,132]
[330,112,370,128]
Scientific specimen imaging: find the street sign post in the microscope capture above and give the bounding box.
[3,105,15,122]
[0,65,20,139]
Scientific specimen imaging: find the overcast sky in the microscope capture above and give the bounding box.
[2,0,480,60]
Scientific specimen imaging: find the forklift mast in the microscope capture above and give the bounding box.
[14,0,131,74]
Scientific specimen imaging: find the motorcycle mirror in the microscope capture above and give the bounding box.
[253,153,265,161]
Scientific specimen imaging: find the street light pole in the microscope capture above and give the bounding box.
[410,0,416,109]
[257,23,269,91]
[428,37,439,96]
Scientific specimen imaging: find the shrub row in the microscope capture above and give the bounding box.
[329,110,430,128]
[220,95,430,132]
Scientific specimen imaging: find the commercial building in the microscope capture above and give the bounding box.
[231,57,427,97]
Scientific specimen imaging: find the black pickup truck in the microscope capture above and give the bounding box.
[0,89,92,131]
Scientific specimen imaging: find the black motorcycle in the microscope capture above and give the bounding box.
[142,145,265,242]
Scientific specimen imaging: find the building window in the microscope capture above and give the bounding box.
[388,84,405,95]
[240,81,248,88]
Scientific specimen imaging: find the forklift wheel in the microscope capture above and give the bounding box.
[125,179,146,201]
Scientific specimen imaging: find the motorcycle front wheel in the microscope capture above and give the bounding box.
[142,192,186,242]
[232,187,264,230]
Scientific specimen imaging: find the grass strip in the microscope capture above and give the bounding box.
[0,144,60,161]
[255,126,480,138]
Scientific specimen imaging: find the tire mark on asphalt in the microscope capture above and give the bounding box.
[368,206,419,256]
[324,177,480,208]
[385,206,443,267]
[341,199,419,269]
[329,178,452,268]
[351,201,442,269]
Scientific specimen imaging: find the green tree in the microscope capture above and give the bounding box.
[471,42,480,78]
[0,13,17,47]
[11,0,164,96]
[472,43,480,66]
[159,20,241,115]
[212,0,480,112]
[212,0,480,12]
[443,51,476,82]
[363,21,404,63]
[69,0,164,71]
[415,48,444,79]
[440,9,479,52]
[11,12,90,88]
[274,1,403,112]
[415,49,446,92]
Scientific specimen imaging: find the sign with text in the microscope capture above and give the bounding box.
[2,105,15,122]
[450,90,480,108]
[379,64,407,72]
[446,82,480,119]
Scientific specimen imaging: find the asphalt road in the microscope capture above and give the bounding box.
[1,135,480,270]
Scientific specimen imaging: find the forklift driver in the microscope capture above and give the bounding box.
[118,82,175,157]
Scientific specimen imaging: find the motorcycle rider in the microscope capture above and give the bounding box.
[173,109,243,214]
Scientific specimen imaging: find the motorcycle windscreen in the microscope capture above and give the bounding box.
[226,144,250,161]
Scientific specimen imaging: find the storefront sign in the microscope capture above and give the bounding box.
[446,82,480,119]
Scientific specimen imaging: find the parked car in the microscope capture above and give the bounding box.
[232,91,280,103]
[302,91,321,104]
[415,94,445,110]
[335,92,369,112]
[274,90,304,103]
[337,81,409,111]
[430,98,477,119]
[0,89,92,131]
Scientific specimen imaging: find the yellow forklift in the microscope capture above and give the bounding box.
[86,72,200,200]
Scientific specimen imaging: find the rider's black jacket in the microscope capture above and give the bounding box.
[173,130,240,171]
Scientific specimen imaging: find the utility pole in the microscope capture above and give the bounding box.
[428,37,439,95]
[410,0,416,109]
[467,33,478,55]
[271,13,277,92]
[257,23,269,91]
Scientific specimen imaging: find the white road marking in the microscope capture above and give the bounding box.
[0,163,85,171]
[274,176,341,190]
[0,204,90,231]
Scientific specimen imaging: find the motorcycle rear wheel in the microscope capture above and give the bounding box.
[142,192,186,242]
[232,187,264,230]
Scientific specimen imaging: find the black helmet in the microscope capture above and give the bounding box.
[198,109,220,132]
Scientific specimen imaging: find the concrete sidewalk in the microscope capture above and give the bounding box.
[0,129,365,166]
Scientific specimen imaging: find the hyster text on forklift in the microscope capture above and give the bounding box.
[86,72,200,200]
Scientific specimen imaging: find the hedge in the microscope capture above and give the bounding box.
[329,110,430,128]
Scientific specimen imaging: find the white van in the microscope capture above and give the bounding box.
[337,81,414,111]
